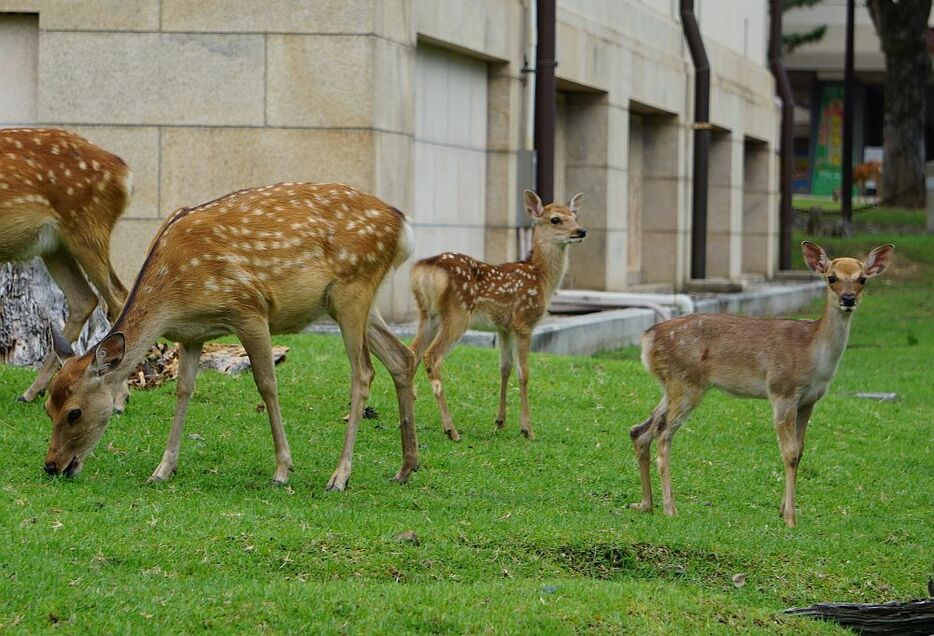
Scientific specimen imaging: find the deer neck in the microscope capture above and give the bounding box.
[812,290,854,376]
[103,301,168,386]
[527,232,570,297]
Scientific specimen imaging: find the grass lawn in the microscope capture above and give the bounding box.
[1,233,931,633]
[792,196,925,228]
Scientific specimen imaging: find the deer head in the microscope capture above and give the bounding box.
[802,241,894,312]
[44,332,126,477]
[523,190,587,245]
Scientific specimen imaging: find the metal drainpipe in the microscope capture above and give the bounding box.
[841,0,855,230]
[769,0,795,270]
[680,0,710,280]
[534,0,557,204]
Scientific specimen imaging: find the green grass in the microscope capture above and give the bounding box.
[792,196,925,228]
[2,235,932,633]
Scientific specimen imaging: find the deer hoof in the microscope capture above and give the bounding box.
[494,418,505,429]
[446,430,461,442]
[15,395,28,403]
[628,501,653,513]
[326,473,349,492]
[521,429,535,440]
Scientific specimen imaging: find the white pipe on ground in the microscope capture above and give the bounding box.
[552,290,695,316]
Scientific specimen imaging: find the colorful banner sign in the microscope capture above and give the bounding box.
[811,83,844,197]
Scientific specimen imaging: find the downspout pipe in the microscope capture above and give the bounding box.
[680,0,710,280]
[840,0,855,230]
[769,0,795,270]
[534,0,557,204]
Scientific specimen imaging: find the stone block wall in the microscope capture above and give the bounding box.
[1,0,779,319]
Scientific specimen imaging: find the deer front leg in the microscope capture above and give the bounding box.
[238,322,293,485]
[773,398,803,527]
[495,331,514,430]
[149,341,203,482]
[367,309,419,484]
[515,331,534,439]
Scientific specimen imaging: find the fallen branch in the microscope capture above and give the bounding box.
[783,597,934,635]
[128,343,289,389]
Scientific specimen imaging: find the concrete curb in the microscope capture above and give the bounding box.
[307,280,826,356]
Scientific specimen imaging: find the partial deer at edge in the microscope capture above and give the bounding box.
[629,241,894,527]
[43,182,418,492]
[411,190,586,441]
[0,128,130,407]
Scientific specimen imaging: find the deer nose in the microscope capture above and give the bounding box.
[44,460,58,476]
[841,293,856,306]
[575,228,587,238]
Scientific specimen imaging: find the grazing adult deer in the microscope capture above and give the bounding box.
[1,128,130,405]
[410,190,586,441]
[629,241,894,527]
[43,182,419,491]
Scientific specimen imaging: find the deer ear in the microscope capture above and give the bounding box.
[50,323,75,363]
[90,332,125,377]
[864,244,894,277]
[523,190,544,219]
[567,192,583,216]
[801,241,830,274]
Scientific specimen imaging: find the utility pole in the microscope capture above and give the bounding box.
[841,0,855,233]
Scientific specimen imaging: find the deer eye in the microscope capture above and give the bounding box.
[858,276,867,285]
[550,217,561,225]
[67,408,81,424]
[827,275,837,284]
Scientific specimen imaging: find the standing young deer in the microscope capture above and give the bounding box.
[43,182,419,491]
[410,190,586,441]
[1,128,130,406]
[629,241,894,527]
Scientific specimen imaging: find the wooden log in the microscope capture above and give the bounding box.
[784,598,934,635]
[0,258,111,367]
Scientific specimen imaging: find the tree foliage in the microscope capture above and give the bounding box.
[782,0,828,53]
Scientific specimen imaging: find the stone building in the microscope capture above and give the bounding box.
[0,0,778,320]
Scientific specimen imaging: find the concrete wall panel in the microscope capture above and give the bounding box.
[39,33,265,126]
[159,127,373,212]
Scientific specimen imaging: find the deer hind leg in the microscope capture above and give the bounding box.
[327,285,377,491]
[66,239,126,322]
[367,308,419,484]
[149,341,203,482]
[237,319,293,485]
[655,384,702,517]
[495,330,515,430]
[423,308,470,442]
[18,250,98,403]
[628,396,669,513]
[773,398,809,527]
[50,244,132,413]
[515,331,535,439]
[410,305,438,371]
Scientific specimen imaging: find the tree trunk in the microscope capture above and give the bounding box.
[867,0,932,209]
[0,259,111,367]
